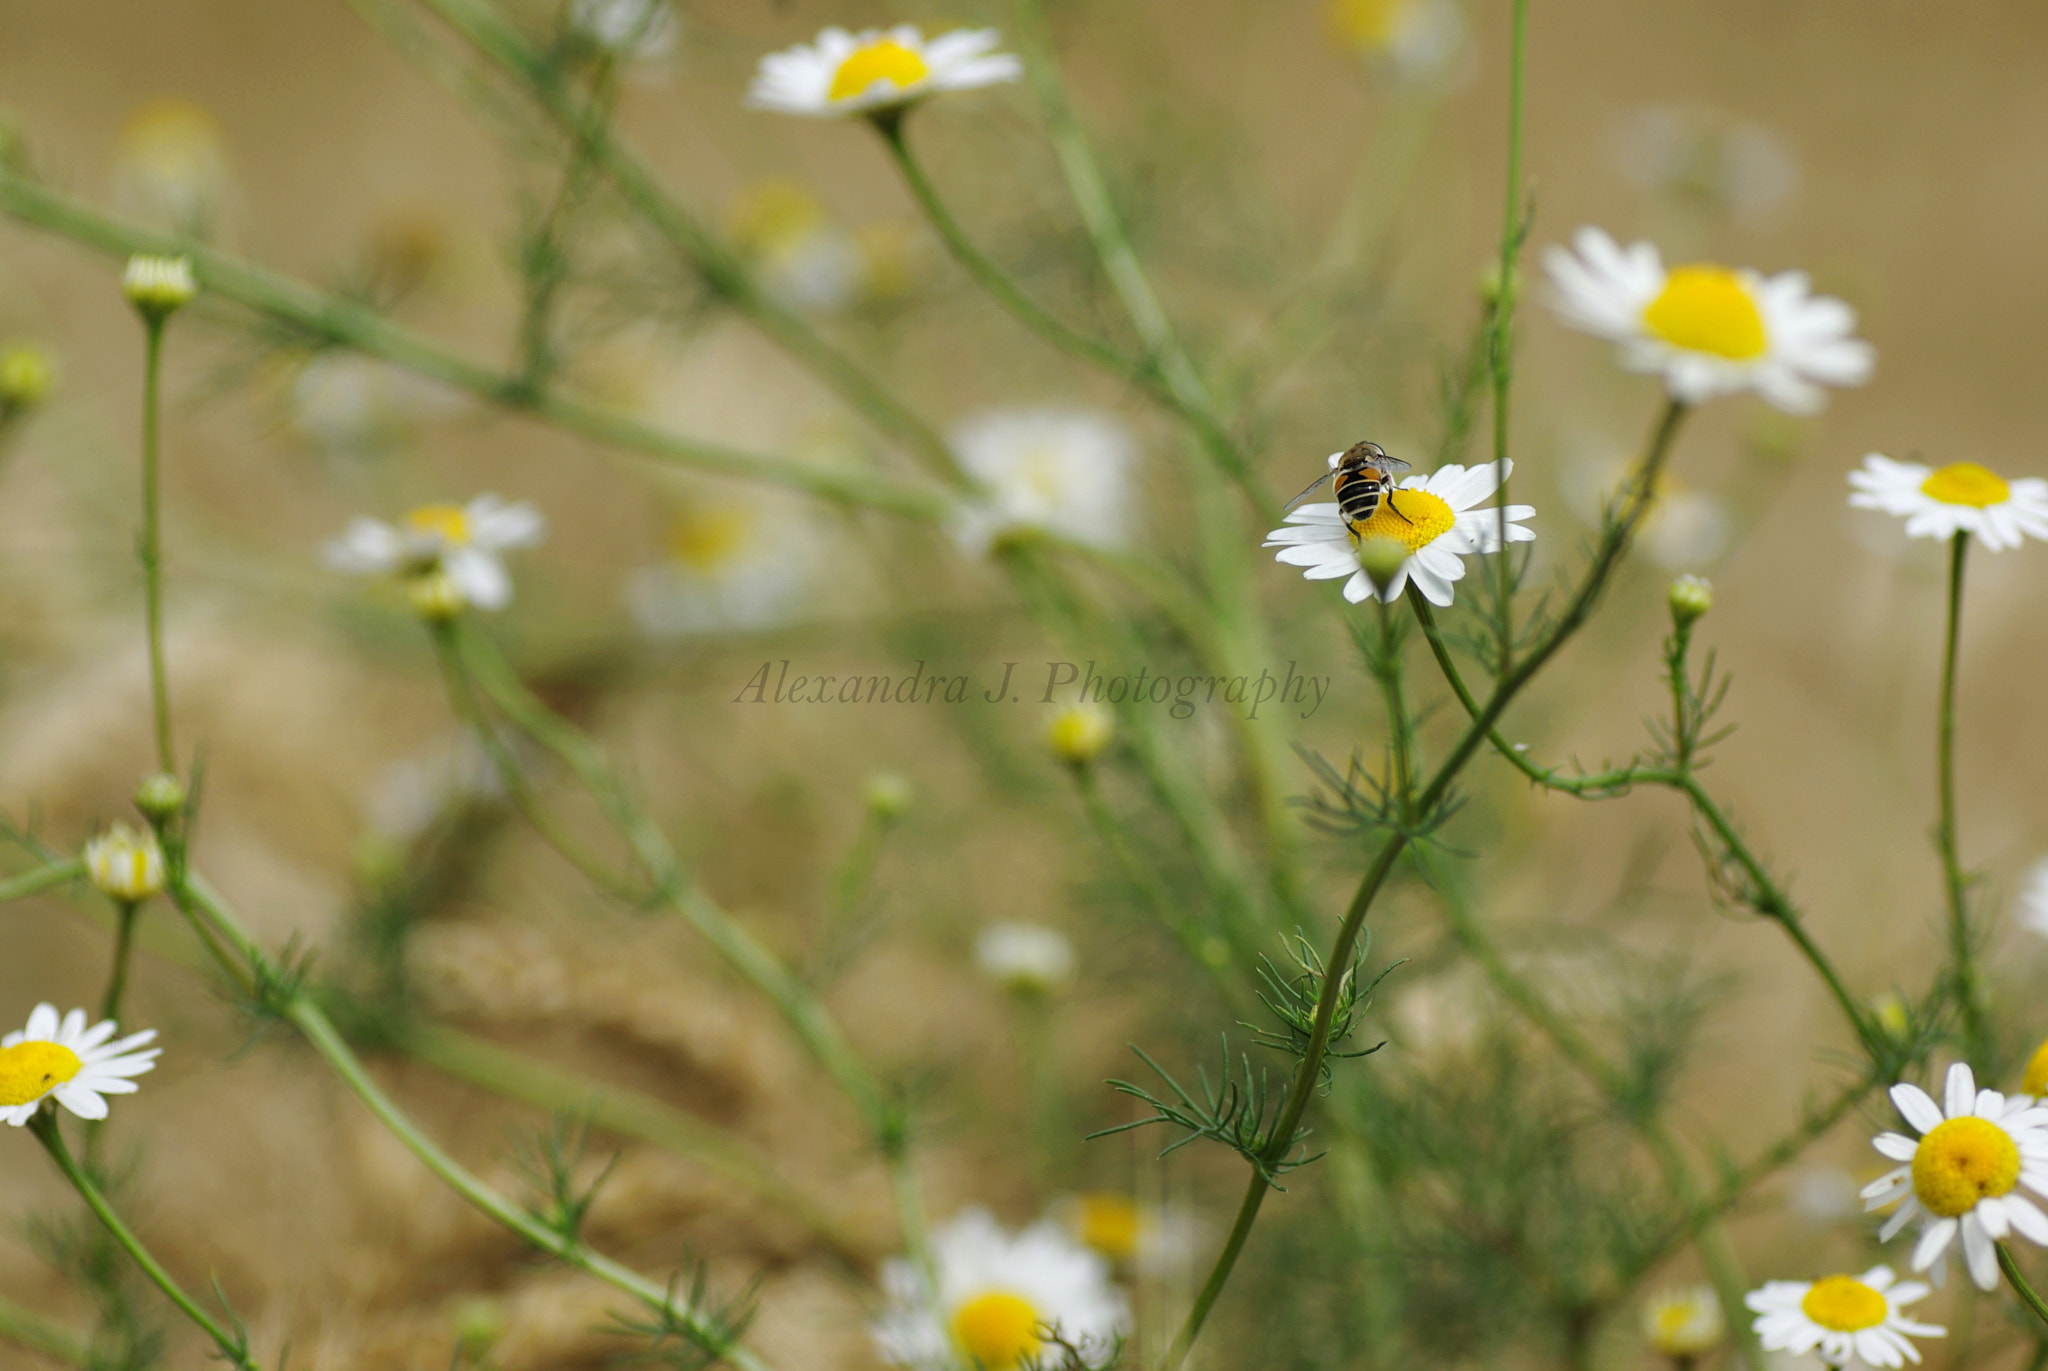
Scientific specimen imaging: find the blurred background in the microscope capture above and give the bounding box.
[1,0,2047,1367]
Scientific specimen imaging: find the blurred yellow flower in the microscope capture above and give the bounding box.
[113,99,229,234]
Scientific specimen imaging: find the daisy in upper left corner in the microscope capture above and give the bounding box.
[1264,457,1533,607]
[1,1004,160,1126]
[1848,453,2048,551]
[1543,225,1872,413]
[325,494,544,614]
[747,26,1021,119]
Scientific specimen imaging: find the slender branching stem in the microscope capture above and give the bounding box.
[0,860,83,902]
[137,317,175,776]
[1937,531,1987,1063]
[99,903,142,1025]
[30,1114,261,1371]
[1489,0,1531,675]
[2004,1244,2048,1331]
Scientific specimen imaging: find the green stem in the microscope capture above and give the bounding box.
[30,1115,260,1370]
[99,903,142,1024]
[0,860,84,902]
[138,318,174,776]
[2004,1243,2048,1331]
[1937,531,1986,1062]
[1489,0,1531,674]
[0,1292,88,1367]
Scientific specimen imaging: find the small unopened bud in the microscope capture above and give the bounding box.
[975,921,1075,997]
[0,346,53,413]
[863,770,915,820]
[1641,1285,1724,1360]
[1870,991,1910,1043]
[1047,703,1113,767]
[121,254,197,320]
[84,823,166,904]
[1667,573,1713,627]
[451,1297,505,1356]
[133,772,186,822]
[405,568,467,620]
[1354,536,1410,596]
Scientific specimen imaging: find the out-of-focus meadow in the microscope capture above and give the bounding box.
[2,1,2047,1369]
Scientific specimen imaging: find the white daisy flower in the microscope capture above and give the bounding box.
[1643,1285,1725,1360]
[112,100,231,237]
[950,408,1136,556]
[1745,1267,1942,1369]
[975,923,1075,997]
[1847,454,2048,552]
[1052,1193,1200,1279]
[569,0,678,62]
[1614,104,1799,224]
[0,1005,160,1126]
[1543,226,1872,413]
[1860,1062,2048,1290]
[2019,856,2048,939]
[625,496,816,639]
[727,182,865,315]
[82,823,166,904]
[873,1206,1127,1371]
[324,495,544,612]
[1263,458,1534,607]
[747,26,1021,120]
[1324,0,1466,81]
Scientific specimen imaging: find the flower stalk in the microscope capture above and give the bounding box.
[1937,530,1988,1064]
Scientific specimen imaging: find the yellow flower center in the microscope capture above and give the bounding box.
[665,507,753,573]
[1642,266,1768,361]
[1919,462,2011,509]
[1913,1115,2020,1217]
[2023,1036,2048,1098]
[1327,0,1414,48]
[0,1041,82,1108]
[406,504,471,545]
[828,40,930,102]
[1350,487,1455,552]
[949,1291,1042,1370]
[1077,1193,1141,1262]
[1800,1276,1888,1333]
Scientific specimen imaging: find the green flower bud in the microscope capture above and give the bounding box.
[1354,536,1411,596]
[863,770,915,820]
[1668,573,1713,627]
[0,345,53,413]
[121,254,197,321]
[133,772,186,822]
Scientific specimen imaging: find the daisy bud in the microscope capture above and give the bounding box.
[121,254,197,321]
[1355,536,1411,595]
[405,568,468,621]
[0,345,53,415]
[1046,703,1113,767]
[863,770,916,820]
[1642,1285,1724,1360]
[83,823,166,904]
[1667,573,1713,627]
[975,921,1074,997]
[2022,1034,2048,1097]
[133,772,186,823]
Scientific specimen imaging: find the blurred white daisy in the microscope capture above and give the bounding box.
[2019,857,2048,939]
[365,731,510,842]
[727,182,865,314]
[976,923,1075,997]
[1543,226,1872,413]
[874,1206,1127,1370]
[1643,1285,1725,1361]
[1324,0,1465,81]
[83,823,165,905]
[112,99,230,236]
[950,408,1136,555]
[1860,1062,2048,1290]
[1614,104,1799,223]
[1264,458,1533,607]
[1847,454,2048,552]
[288,352,460,456]
[625,496,815,639]
[0,1005,160,1126]
[569,0,678,62]
[1745,1267,1941,1369]
[325,495,544,612]
[1052,1193,1200,1278]
[748,26,1021,119]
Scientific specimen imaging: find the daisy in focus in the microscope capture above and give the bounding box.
[873,1206,1127,1371]
[325,495,544,613]
[1745,1267,1941,1369]
[1264,458,1534,606]
[1847,454,2048,552]
[1860,1062,2048,1290]
[1,1005,160,1126]
[1543,226,1872,413]
[747,26,1020,120]
[950,408,1136,555]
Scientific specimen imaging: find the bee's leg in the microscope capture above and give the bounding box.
[1387,496,1415,525]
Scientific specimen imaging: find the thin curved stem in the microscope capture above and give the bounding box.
[1488,0,1530,674]
[2004,1243,2048,1331]
[0,860,83,902]
[99,903,142,1024]
[138,319,174,776]
[1937,532,1986,1063]
[30,1115,260,1371]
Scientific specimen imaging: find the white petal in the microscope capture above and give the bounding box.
[1874,1134,1920,1161]
[1892,1083,1943,1135]
[1912,1216,1958,1270]
[1946,1063,1977,1120]
[1961,1213,1999,1289]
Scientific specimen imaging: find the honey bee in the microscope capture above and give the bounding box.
[1284,440,1414,535]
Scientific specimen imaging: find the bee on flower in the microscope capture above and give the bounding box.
[748,26,1021,121]
[1848,454,2048,552]
[1746,1267,1941,1369]
[324,495,544,614]
[0,1005,160,1126]
[1543,226,1872,413]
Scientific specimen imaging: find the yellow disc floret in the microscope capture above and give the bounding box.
[1077,1193,1141,1262]
[0,1041,83,1108]
[1919,462,2011,509]
[666,506,753,573]
[406,503,471,545]
[1912,1115,2021,1217]
[1351,487,1455,552]
[1642,266,1768,361]
[950,1291,1042,1369]
[2023,1036,2048,1098]
[1800,1275,1888,1333]
[1327,0,1415,49]
[829,40,930,102]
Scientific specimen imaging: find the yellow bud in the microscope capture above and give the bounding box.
[405,569,467,620]
[1668,573,1713,626]
[0,346,53,411]
[1047,703,1113,766]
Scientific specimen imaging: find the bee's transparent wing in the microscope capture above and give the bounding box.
[1282,470,1337,510]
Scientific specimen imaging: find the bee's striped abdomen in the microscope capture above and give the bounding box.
[1335,470,1386,533]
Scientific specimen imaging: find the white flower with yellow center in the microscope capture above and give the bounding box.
[0,1004,160,1126]
[1053,1194,1199,1278]
[726,182,864,315]
[1643,1285,1725,1360]
[83,824,165,904]
[626,496,815,638]
[1860,1062,2048,1290]
[748,26,1021,119]
[325,495,544,612]
[1848,454,2048,552]
[113,99,230,235]
[1264,458,1533,606]
[1745,1267,1941,1369]
[975,923,1075,997]
[1324,0,1465,80]
[1543,226,1872,413]
[950,408,1136,556]
[874,1207,1127,1371]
